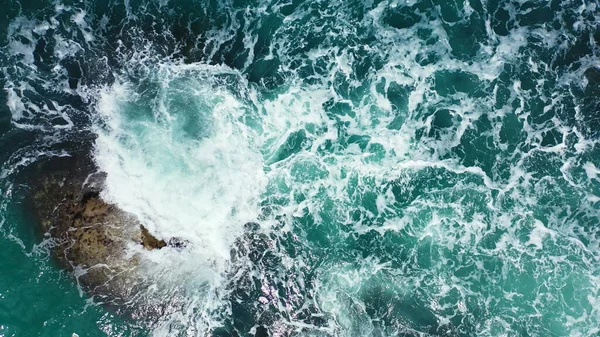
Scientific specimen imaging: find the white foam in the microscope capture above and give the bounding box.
[94,64,268,285]
[583,162,600,181]
[527,220,555,250]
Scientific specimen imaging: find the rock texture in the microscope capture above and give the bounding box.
[28,153,168,302]
[141,225,167,250]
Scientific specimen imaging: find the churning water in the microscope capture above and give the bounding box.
[1,0,600,336]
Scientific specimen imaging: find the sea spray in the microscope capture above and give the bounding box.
[94,64,268,287]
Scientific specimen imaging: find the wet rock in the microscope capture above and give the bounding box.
[140,225,167,250]
[167,237,188,249]
[27,153,172,302]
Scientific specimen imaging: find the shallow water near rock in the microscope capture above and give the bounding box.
[1,0,600,336]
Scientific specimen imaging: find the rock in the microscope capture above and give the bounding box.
[140,225,166,250]
[167,237,188,249]
[27,152,173,303]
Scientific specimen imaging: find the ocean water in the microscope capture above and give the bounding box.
[1,0,600,336]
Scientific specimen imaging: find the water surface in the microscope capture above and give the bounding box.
[1,0,600,336]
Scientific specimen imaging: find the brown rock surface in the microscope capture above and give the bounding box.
[141,225,167,250]
[29,153,168,302]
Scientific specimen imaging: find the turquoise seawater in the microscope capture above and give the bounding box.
[2,0,600,336]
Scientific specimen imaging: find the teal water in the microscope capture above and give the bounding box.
[1,0,600,336]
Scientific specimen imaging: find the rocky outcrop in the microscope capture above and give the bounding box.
[28,153,170,303]
[141,225,167,250]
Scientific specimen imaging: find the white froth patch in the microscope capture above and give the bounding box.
[94,64,267,284]
[583,162,600,181]
[527,220,555,250]
[7,17,39,65]
[71,10,94,42]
